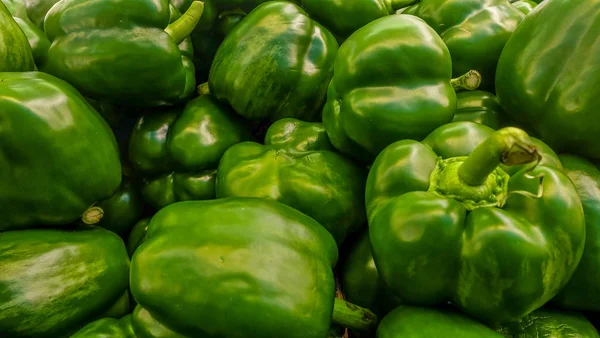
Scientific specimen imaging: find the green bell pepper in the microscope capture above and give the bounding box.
[511,0,537,14]
[22,0,57,28]
[341,231,403,316]
[215,118,367,244]
[0,0,35,71]
[409,0,524,90]
[376,306,503,338]
[41,0,204,107]
[128,90,252,210]
[0,226,131,338]
[130,198,377,337]
[0,72,122,231]
[95,176,146,237]
[552,154,600,311]
[495,308,600,337]
[365,121,586,325]
[496,0,600,160]
[1,0,50,65]
[70,315,135,338]
[208,1,338,122]
[322,14,481,162]
[452,91,509,130]
[127,218,151,258]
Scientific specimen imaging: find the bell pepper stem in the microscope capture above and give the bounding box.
[165,1,204,45]
[458,127,540,186]
[197,82,210,96]
[331,298,378,333]
[389,0,421,11]
[451,70,482,91]
[81,206,104,224]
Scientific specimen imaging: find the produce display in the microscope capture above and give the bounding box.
[1,0,599,337]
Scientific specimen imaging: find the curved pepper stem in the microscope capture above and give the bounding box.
[451,70,482,92]
[331,298,378,333]
[386,0,420,11]
[458,127,540,186]
[81,205,104,224]
[165,1,205,45]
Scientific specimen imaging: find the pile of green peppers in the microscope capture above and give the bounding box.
[1,0,600,336]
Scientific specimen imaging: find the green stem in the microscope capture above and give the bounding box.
[451,70,482,92]
[81,206,104,224]
[197,82,210,96]
[388,0,421,11]
[165,1,205,45]
[331,298,378,333]
[458,127,540,186]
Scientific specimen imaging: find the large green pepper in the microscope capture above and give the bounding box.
[452,91,509,130]
[1,0,50,65]
[70,315,135,338]
[208,1,338,123]
[496,0,600,160]
[129,91,252,210]
[0,72,121,231]
[322,14,481,162]
[41,0,204,107]
[0,226,131,338]
[341,231,403,316]
[0,0,35,71]
[216,118,367,245]
[408,0,524,90]
[130,198,377,337]
[495,308,600,337]
[365,121,585,324]
[376,306,503,338]
[552,154,600,311]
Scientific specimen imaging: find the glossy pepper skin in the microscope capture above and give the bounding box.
[127,218,150,257]
[129,91,252,210]
[452,91,509,130]
[216,118,367,244]
[342,231,403,316]
[552,154,600,311]
[1,0,50,65]
[365,121,585,324]
[496,0,600,160]
[209,1,338,122]
[377,306,503,338]
[411,0,524,89]
[70,315,135,338]
[495,308,600,337]
[0,226,131,338]
[0,1,35,71]
[41,0,203,107]
[130,198,338,337]
[322,15,477,162]
[0,72,121,231]
[511,0,537,14]
[22,0,57,28]
[96,176,146,237]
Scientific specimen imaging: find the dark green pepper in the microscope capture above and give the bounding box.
[365,121,585,324]
[208,1,338,122]
[130,198,377,337]
[216,118,367,244]
[495,308,600,337]
[410,0,524,89]
[376,306,503,338]
[95,176,145,237]
[0,0,35,71]
[41,0,204,107]
[129,91,252,210]
[70,315,135,338]
[322,14,481,162]
[1,0,50,66]
[127,218,151,258]
[496,0,600,160]
[552,154,600,311]
[0,226,131,338]
[452,91,509,130]
[0,72,122,231]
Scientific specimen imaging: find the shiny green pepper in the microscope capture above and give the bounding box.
[0,0,35,71]
[208,1,338,122]
[0,226,130,338]
[410,0,524,89]
[0,72,122,231]
[366,121,585,324]
[95,176,146,237]
[216,118,368,244]
[70,315,135,338]
[129,91,252,210]
[452,91,509,130]
[1,0,50,65]
[130,198,377,337]
[322,14,481,162]
[41,0,204,106]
